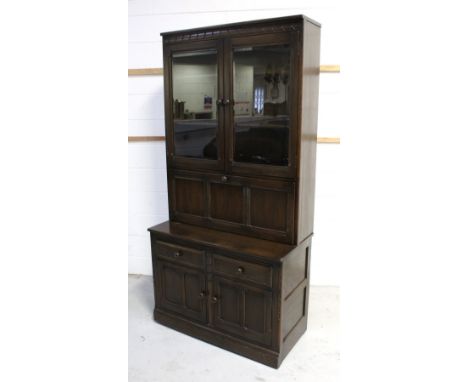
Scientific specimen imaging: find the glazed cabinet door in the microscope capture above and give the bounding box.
[157,260,208,323]
[211,276,273,346]
[224,32,300,178]
[164,39,225,172]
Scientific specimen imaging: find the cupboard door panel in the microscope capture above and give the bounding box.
[158,261,208,323]
[250,187,288,231]
[210,183,243,223]
[212,276,272,347]
[185,272,204,312]
[172,176,205,217]
[218,281,241,325]
[244,289,268,334]
[163,267,183,304]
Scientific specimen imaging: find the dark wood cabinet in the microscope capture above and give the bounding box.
[149,15,320,368]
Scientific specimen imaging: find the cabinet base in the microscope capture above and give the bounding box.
[154,308,282,368]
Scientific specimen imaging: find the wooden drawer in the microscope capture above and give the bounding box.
[155,241,205,269]
[212,254,273,288]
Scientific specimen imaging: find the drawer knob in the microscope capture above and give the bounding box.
[199,291,206,298]
[211,296,218,303]
[237,266,244,274]
[221,175,228,182]
[174,251,182,257]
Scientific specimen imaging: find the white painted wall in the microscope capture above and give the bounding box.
[128,0,341,285]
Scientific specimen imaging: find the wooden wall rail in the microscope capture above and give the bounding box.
[128,136,340,144]
[128,65,340,76]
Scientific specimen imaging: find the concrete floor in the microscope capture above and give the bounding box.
[129,274,339,382]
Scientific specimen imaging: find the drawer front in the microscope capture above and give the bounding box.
[212,254,273,288]
[155,241,205,269]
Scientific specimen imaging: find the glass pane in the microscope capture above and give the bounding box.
[172,49,218,160]
[233,44,290,166]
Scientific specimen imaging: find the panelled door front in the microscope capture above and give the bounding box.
[168,169,295,243]
[157,260,208,323]
[211,276,273,346]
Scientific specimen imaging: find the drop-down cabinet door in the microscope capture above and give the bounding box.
[168,169,296,243]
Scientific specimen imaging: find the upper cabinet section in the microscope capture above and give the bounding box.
[162,15,318,180]
[161,15,321,244]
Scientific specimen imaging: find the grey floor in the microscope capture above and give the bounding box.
[129,275,339,382]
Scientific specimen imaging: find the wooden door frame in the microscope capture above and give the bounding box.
[224,31,300,179]
[164,39,226,172]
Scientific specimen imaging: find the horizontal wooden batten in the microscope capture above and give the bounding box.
[318,65,340,73]
[128,65,340,76]
[128,136,340,144]
[128,68,164,75]
[128,136,166,142]
[317,137,340,144]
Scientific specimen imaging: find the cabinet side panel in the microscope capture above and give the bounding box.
[297,22,321,242]
[282,242,309,298]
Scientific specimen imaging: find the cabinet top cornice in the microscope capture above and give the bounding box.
[160,14,321,42]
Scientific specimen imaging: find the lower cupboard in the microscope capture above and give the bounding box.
[149,221,312,368]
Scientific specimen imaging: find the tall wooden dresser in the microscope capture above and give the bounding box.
[148,15,321,368]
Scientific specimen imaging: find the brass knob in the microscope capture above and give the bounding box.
[221,175,228,182]
[174,251,182,257]
[237,266,244,274]
[211,296,218,303]
[199,291,206,298]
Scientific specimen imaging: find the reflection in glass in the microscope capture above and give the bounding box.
[233,45,290,166]
[172,49,218,160]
